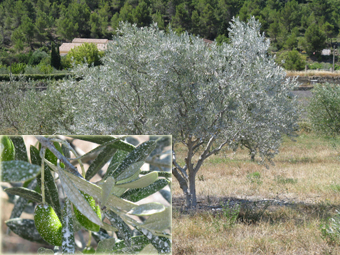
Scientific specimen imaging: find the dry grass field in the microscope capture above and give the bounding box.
[172,132,340,254]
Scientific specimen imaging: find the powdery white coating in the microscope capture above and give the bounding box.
[1,160,41,182]
[116,161,144,181]
[62,198,75,254]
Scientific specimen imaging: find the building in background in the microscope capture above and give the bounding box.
[59,38,109,56]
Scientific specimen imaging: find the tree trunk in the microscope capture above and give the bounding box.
[189,170,197,207]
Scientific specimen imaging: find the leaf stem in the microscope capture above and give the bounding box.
[39,148,46,204]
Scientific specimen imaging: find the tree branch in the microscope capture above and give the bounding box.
[194,136,216,174]
[172,166,189,198]
[35,136,83,178]
[172,150,188,180]
[205,139,229,159]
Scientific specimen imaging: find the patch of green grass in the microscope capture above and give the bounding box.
[287,157,313,164]
[206,157,232,164]
[275,176,298,184]
[329,184,340,192]
[247,172,262,185]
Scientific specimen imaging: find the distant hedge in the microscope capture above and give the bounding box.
[0,73,71,81]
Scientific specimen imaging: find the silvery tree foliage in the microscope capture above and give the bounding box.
[2,17,299,208]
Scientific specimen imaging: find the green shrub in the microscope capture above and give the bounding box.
[24,65,40,74]
[308,62,325,70]
[28,49,49,66]
[276,50,306,71]
[10,63,26,74]
[0,50,18,66]
[65,43,104,67]
[38,64,53,74]
[0,64,9,74]
[60,55,72,70]
[16,52,32,64]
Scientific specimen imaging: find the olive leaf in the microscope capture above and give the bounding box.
[128,203,165,216]
[139,228,171,254]
[115,161,144,182]
[106,210,132,247]
[85,145,117,181]
[142,207,171,232]
[140,244,159,254]
[121,179,170,202]
[112,235,150,253]
[140,170,172,178]
[6,218,48,244]
[110,170,140,198]
[101,222,118,232]
[116,171,158,189]
[1,160,41,182]
[10,136,28,162]
[96,238,116,253]
[101,176,115,206]
[4,187,42,203]
[67,136,135,152]
[9,179,37,220]
[104,150,129,179]
[57,166,103,226]
[112,140,157,180]
[74,137,128,163]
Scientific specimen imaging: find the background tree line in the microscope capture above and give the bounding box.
[1,0,340,70]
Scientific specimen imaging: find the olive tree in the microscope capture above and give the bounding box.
[308,83,340,136]
[2,17,299,208]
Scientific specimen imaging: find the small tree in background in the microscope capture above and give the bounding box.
[1,18,299,208]
[65,42,103,67]
[51,42,61,70]
[276,50,306,71]
[308,83,340,136]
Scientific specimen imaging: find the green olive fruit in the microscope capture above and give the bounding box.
[74,191,102,232]
[0,135,15,162]
[34,204,62,246]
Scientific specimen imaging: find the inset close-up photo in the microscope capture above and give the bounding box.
[1,135,171,254]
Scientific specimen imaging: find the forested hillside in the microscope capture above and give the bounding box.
[1,0,340,71]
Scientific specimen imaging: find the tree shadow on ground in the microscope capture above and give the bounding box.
[173,195,340,225]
